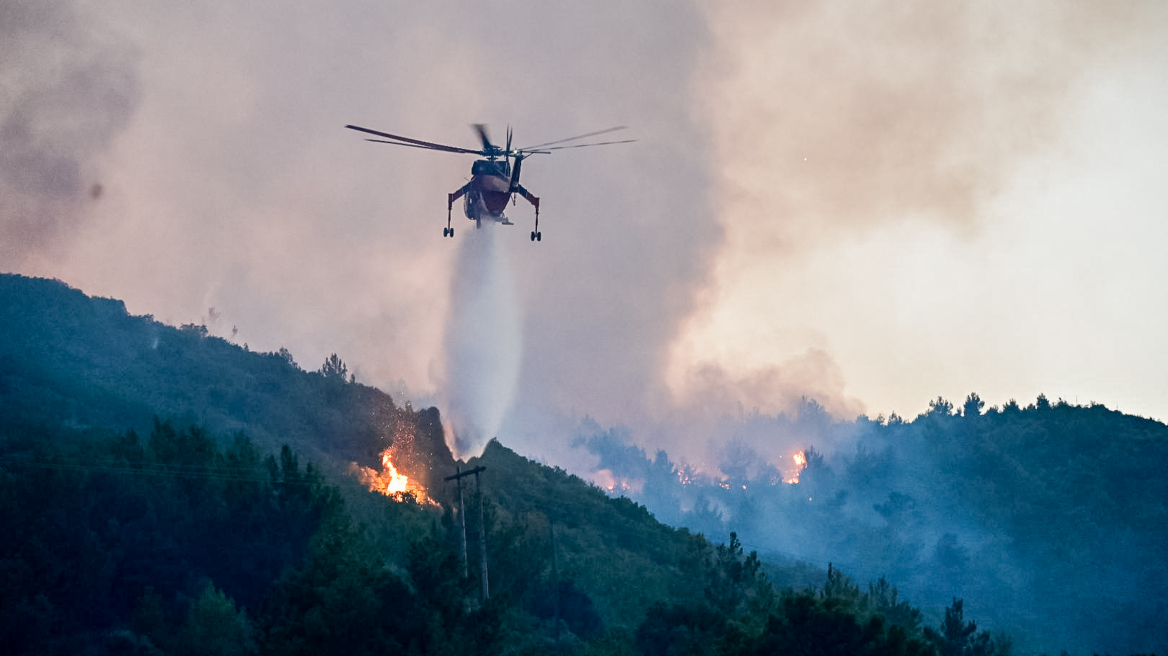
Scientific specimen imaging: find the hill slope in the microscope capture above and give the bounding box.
[576,397,1168,654]
[0,273,452,485]
[0,274,715,653]
[3,273,1164,655]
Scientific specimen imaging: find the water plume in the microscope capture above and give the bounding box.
[441,223,522,459]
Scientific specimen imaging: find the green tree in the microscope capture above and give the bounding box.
[751,590,932,656]
[927,397,956,417]
[821,563,861,613]
[275,347,298,369]
[962,393,985,418]
[864,577,922,633]
[318,354,348,381]
[132,586,170,651]
[937,598,976,656]
[923,599,1013,656]
[262,516,421,656]
[178,581,255,656]
[637,532,773,655]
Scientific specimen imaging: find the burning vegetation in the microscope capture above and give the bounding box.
[349,414,441,505]
[352,451,433,504]
[786,451,807,484]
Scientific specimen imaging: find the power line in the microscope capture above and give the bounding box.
[0,454,323,486]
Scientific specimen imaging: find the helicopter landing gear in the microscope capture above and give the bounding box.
[530,203,541,242]
[530,231,541,241]
[445,193,456,238]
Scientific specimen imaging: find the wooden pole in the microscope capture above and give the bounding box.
[475,469,489,600]
[457,466,468,579]
[445,466,488,595]
[551,519,560,641]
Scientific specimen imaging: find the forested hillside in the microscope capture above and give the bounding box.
[1,274,1161,655]
[2,418,1012,655]
[0,274,451,485]
[577,398,1168,654]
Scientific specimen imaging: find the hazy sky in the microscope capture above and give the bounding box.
[4,1,1166,466]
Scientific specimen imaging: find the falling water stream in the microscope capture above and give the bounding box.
[442,223,522,459]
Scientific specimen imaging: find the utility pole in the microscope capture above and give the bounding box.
[450,465,469,579]
[445,465,488,600]
[550,519,560,642]
[475,467,489,600]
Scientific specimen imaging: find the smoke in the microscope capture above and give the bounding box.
[0,0,1160,488]
[695,1,1146,239]
[0,0,140,267]
[441,223,522,460]
[573,400,1168,654]
[1,2,1163,650]
[3,0,1164,445]
[668,0,1168,424]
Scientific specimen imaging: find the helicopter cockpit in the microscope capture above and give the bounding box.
[471,159,510,178]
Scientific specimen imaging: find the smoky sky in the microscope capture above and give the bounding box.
[0,0,140,266]
[697,2,1139,238]
[668,1,1168,453]
[4,1,1166,469]
[676,1,1162,371]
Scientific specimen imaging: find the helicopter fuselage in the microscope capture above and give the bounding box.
[464,159,513,223]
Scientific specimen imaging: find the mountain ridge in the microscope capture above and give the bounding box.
[3,272,1165,655]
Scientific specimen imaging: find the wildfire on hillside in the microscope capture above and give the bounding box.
[349,421,438,505]
[352,450,435,504]
[593,468,643,494]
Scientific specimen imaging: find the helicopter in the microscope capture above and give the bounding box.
[345,123,633,241]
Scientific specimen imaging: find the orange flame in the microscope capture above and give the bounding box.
[786,451,807,484]
[379,452,411,496]
[359,452,432,503]
[351,446,435,505]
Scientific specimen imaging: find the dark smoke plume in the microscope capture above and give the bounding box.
[0,1,140,266]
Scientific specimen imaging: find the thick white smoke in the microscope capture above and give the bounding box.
[441,223,522,459]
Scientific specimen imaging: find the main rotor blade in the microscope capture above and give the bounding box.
[345,124,481,155]
[365,139,460,151]
[528,138,637,153]
[473,124,494,151]
[519,126,628,151]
